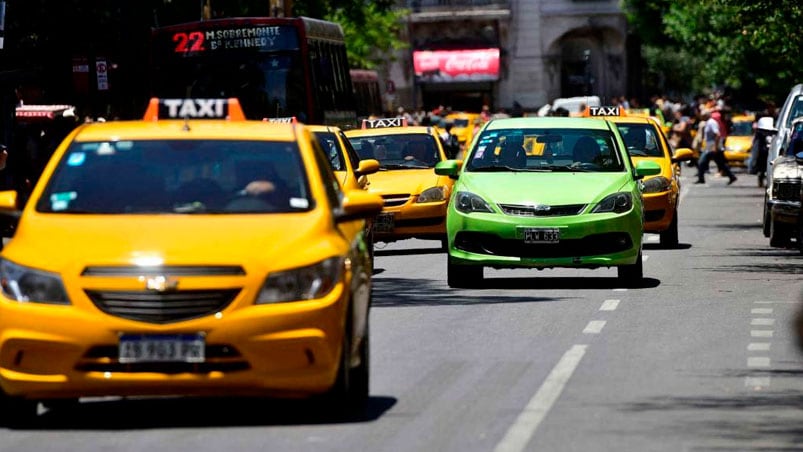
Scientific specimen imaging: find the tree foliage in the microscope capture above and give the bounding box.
[623,0,803,105]
[325,3,408,69]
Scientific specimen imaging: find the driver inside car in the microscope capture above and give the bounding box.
[572,135,602,165]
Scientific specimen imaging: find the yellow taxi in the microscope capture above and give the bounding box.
[584,106,693,246]
[344,117,455,249]
[723,114,755,167]
[444,112,482,149]
[0,98,384,422]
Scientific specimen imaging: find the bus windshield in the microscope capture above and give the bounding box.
[149,17,356,126]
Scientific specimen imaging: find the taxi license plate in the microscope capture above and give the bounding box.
[374,213,394,233]
[522,228,560,244]
[119,333,205,363]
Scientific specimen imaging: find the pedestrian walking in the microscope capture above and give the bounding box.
[748,117,775,187]
[695,110,737,184]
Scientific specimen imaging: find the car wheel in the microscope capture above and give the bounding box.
[440,236,449,252]
[762,195,771,238]
[323,306,368,415]
[0,391,39,428]
[769,221,792,248]
[617,251,643,287]
[447,256,483,288]
[659,209,679,248]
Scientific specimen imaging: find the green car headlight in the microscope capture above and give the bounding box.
[455,191,493,213]
[641,176,671,194]
[0,259,70,304]
[256,257,343,304]
[590,192,633,214]
[417,186,447,203]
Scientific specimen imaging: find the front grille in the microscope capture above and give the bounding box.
[82,265,246,276]
[774,180,801,202]
[498,203,586,217]
[454,231,633,258]
[77,344,249,374]
[86,289,240,324]
[381,194,411,207]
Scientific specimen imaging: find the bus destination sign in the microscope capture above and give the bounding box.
[171,25,299,54]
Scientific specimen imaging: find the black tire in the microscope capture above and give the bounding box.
[617,251,643,287]
[323,306,368,415]
[0,392,38,428]
[769,221,792,248]
[440,236,449,252]
[659,209,679,248]
[762,195,771,238]
[447,256,483,288]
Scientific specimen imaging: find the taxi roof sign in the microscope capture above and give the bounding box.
[583,106,624,117]
[143,98,246,121]
[263,116,298,124]
[361,117,407,129]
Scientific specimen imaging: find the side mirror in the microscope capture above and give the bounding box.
[355,158,380,176]
[0,190,21,218]
[336,189,384,223]
[671,147,694,163]
[435,160,461,178]
[634,160,661,179]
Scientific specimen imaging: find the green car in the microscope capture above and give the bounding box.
[435,117,661,288]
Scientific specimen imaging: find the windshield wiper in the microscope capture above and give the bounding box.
[382,164,430,170]
[469,165,518,172]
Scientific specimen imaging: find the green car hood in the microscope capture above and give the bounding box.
[457,171,633,206]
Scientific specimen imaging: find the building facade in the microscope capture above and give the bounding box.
[387,0,629,113]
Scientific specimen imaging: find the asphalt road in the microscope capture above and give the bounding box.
[1,168,802,452]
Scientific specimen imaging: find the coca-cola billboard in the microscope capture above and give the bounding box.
[413,48,500,83]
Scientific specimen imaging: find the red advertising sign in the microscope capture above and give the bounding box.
[413,48,500,83]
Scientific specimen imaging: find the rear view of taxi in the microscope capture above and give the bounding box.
[0,99,383,422]
[345,118,454,248]
[585,107,693,247]
[723,114,755,167]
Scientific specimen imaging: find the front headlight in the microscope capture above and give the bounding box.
[454,191,493,213]
[641,176,671,194]
[417,186,448,203]
[256,257,344,304]
[590,192,633,214]
[0,259,70,304]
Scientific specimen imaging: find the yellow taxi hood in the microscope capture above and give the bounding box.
[367,169,444,195]
[4,213,337,274]
[725,135,752,151]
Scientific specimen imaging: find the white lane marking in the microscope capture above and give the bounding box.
[583,320,606,334]
[613,288,628,292]
[646,235,659,242]
[754,301,798,304]
[751,318,775,326]
[745,377,771,388]
[679,184,690,203]
[751,308,773,315]
[643,254,650,262]
[748,357,771,368]
[747,343,771,351]
[751,330,774,338]
[599,299,620,311]
[493,345,588,452]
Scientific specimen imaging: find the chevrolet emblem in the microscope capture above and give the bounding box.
[145,275,179,292]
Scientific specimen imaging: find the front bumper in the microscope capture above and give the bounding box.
[0,285,347,400]
[642,190,676,233]
[374,199,447,241]
[447,208,642,269]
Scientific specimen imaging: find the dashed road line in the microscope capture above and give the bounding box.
[747,357,771,368]
[751,308,773,315]
[493,345,588,452]
[599,299,620,311]
[745,377,771,388]
[750,318,776,326]
[583,320,606,334]
[747,343,771,351]
[750,330,774,338]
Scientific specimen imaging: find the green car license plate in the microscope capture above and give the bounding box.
[119,333,205,363]
[522,227,560,244]
[374,212,394,233]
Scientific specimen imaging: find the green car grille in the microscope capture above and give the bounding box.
[454,231,633,258]
[497,203,586,217]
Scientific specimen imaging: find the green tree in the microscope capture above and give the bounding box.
[325,3,408,69]
[623,0,803,105]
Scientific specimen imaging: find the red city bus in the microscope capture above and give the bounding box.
[350,69,382,122]
[148,16,357,127]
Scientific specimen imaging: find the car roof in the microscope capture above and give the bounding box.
[482,116,614,131]
[71,120,301,142]
[345,125,438,137]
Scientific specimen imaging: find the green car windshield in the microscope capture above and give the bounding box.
[466,128,625,172]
